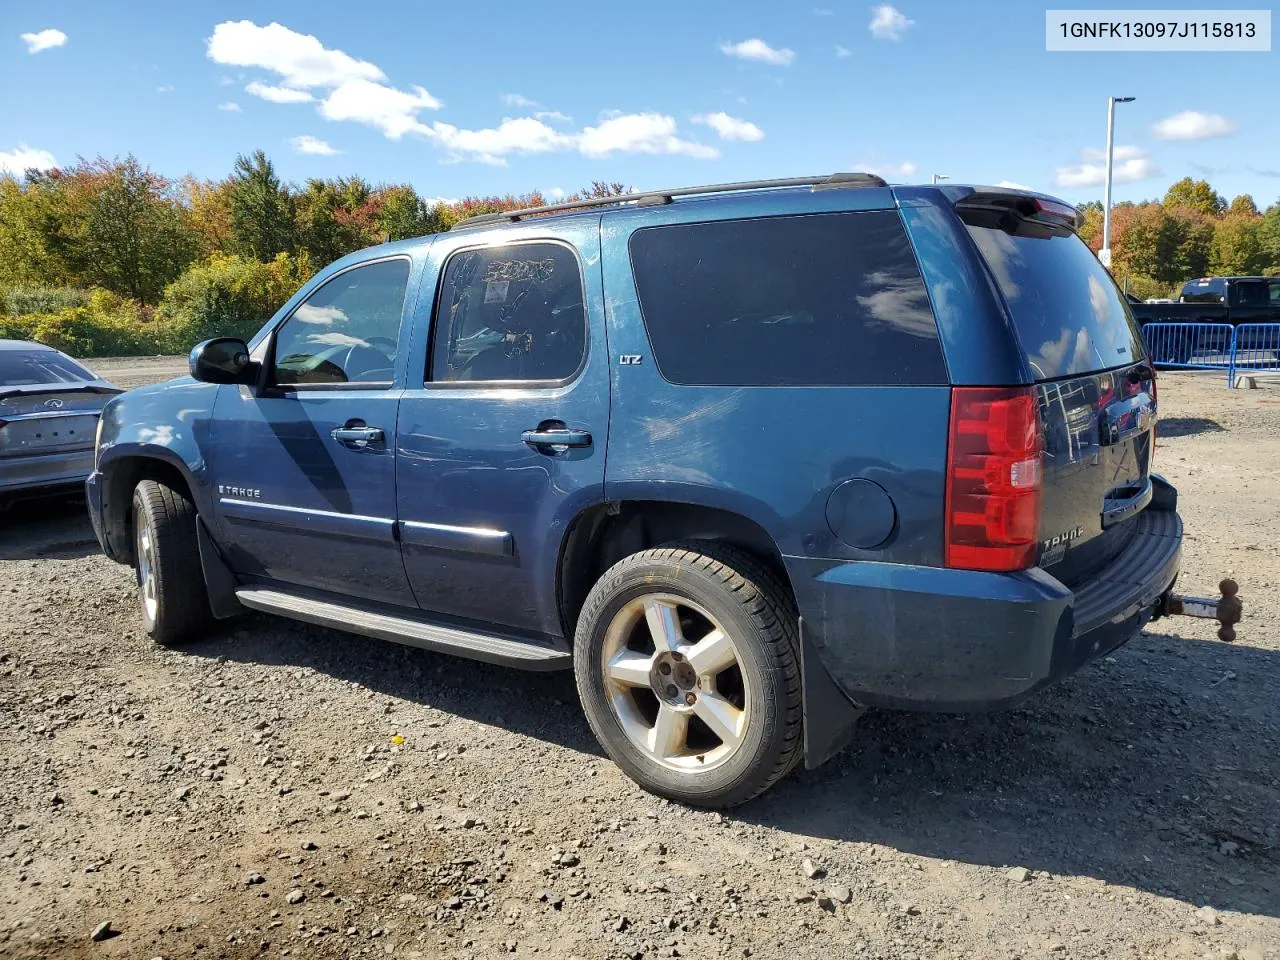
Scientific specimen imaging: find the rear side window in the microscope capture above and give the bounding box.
[1181,279,1226,303]
[628,211,946,387]
[430,242,586,384]
[965,224,1143,380]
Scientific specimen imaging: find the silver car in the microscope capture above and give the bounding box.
[0,340,121,500]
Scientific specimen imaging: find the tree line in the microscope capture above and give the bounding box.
[0,151,624,355]
[1077,177,1280,300]
[2,152,1279,356]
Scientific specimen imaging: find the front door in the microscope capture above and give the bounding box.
[208,255,418,607]
[396,222,608,637]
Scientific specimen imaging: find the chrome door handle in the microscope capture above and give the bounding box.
[330,426,385,448]
[521,428,592,449]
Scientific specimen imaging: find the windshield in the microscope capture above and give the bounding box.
[965,224,1144,380]
[0,350,96,386]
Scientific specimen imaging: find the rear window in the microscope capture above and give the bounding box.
[1181,279,1226,303]
[965,224,1143,380]
[0,350,95,386]
[628,211,946,387]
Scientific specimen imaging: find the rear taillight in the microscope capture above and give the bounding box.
[945,386,1043,572]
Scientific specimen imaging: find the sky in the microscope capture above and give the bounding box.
[2,1,1277,207]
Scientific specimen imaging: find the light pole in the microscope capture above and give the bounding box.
[931,173,949,185]
[1100,95,1135,268]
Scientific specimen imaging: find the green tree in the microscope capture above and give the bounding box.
[1260,200,1280,272]
[1210,215,1267,275]
[72,157,197,303]
[295,176,378,265]
[1163,177,1226,217]
[1228,194,1260,217]
[228,151,296,261]
[374,185,430,241]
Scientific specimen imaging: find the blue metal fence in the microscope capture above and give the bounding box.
[1141,322,1280,386]
[1229,324,1280,384]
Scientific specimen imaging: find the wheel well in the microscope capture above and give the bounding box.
[101,457,194,564]
[557,501,794,639]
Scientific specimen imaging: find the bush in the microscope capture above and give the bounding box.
[0,290,164,356]
[1118,273,1178,303]
[153,252,313,354]
[0,285,92,316]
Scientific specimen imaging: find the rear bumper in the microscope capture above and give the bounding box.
[0,449,95,495]
[789,499,1182,720]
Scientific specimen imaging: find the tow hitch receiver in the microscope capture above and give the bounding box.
[1160,579,1243,642]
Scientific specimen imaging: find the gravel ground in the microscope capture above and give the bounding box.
[1,369,1277,960]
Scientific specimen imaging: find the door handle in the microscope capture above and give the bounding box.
[521,427,592,450]
[330,425,385,448]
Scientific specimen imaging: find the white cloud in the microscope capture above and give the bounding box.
[869,5,914,40]
[290,135,339,156]
[207,20,384,88]
[718,38,795,66]
[21,29,66,53]
[814,7,835,14]
[430,117,571,165]
[157,84,174,94]
[692,112,764,142]
[217,102,241,112]
[246,81,314,104]
[579,112,717,159]
[502,93,540,108]
[545,187,567,201]
[219,75,236,86]
[835,44,852,58]
[1054,146,1159,188]
[0,144,57,176]
[535,110,572,124]
[858,160,917,179]
[996,180,1034,190]
[320,79,442,139]
[1152,110,1238,141]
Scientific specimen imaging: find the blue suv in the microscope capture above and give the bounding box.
[87,175,1179,807]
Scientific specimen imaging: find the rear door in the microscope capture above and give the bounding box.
[961,208,1155,583]
[395,219,608,638]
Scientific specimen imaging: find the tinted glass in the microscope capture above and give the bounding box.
[273,259,410,386]
[1270,280,1280,304]
[0,350,94,386]
[1181,279,1226,303]
[431,242,586,383]
[628,212,945,387]
[965,225,1143,380]
[1235,281,1268,307]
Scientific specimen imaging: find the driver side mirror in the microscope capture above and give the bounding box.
[189,338,257,385]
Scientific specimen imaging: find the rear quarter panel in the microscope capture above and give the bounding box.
[599,191,952,567]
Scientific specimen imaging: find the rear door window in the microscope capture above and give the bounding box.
[964,223,1143,380]
[628,211,946,387]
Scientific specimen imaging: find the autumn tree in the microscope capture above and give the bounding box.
[1228,194,1260,217]
[1163,177,1226,217]
[374,185,431,241]
[228,151,296,261]
[295,176,379,265]
[1210,215,1267,275]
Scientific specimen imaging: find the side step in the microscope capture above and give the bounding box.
[235,586,572,671]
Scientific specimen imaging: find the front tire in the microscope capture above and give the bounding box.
[131,479,212,645]
[574,542,803,807]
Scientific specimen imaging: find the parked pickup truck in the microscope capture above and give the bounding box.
[1129,276,1280,363]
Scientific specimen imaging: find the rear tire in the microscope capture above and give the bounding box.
[574,542,803,807]
[131,479,212,646]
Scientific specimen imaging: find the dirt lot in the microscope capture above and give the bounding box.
[1,369,1277,960]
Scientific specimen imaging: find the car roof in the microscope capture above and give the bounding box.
[0,339,57,352]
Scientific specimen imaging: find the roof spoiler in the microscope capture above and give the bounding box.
[954,189,1083,233]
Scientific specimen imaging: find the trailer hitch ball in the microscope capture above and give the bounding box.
[1217,579,1242,643]
[1161,579,1243,642]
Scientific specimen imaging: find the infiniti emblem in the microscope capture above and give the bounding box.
[44,398,64,409]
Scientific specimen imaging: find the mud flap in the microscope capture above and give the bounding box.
[197,516,244,620]
[800,617,866,769]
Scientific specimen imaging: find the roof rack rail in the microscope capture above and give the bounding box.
[449,172,890,230]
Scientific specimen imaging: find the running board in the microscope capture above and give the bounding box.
[234,587,572,671]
